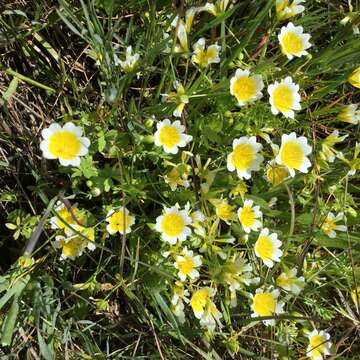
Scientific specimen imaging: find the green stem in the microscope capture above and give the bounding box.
[285,183,295,237]
[1,66,56,93]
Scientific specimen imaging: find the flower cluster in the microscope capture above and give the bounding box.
[37,1,360,358]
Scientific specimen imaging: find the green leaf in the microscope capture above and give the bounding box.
[38,332,55,360]
[5,223,17,230]
[2,77,19,102]
[1,296,19,346]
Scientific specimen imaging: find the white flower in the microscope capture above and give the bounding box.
[338,104,360,125]
[154,119,192,154]
[172,18,188,53]
[50,201,83,230]
[237,199,262,233]
[306,329,332,360]
[174,247,202,281]
[227,136,263,179]
[190,287,215,319]
[251,287,284,326]
[321,212,347,238]
[199,302,223,331]
[276,268,305,295]
[119,46,140,72]
[155,206,192,245]
[40,122,90,167]
[276,0,305,21]
[199,0,232,16]
[64,223,96,251]
[254,228,283,268]
[223,256,259,306]
[268,76,301,118]
[171,281,190,323]
[106,207,135,235]
[278,22,311,59]
[192,38,221,67]
[53,235,85,260]
[275,132,312,177]
[230,69,264,106]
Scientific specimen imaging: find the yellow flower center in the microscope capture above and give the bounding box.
[253,293,276,316]
[48,131,81,160]
[161,213,185,237]
[309,335,326,358]
[232,76,257,102]
[109,211,131,233]
[216,202,234,221]
[62,238,83,258]
[194,49,208,67]
[266,165,288,185]
[280,140,304,170]
[272,84,294,112]
[159,125,181,148]
[191,289,209,314]
[276,274,293,288]
[255,235,274,260]
[206,47,218,62]
[281,31,304,55]
[55,207,81,228]
[321,217,336,235]
[231,143,256,171]
[239,206,256,228]
[177,256,195,276]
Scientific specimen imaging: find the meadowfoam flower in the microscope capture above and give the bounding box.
[174,247,202,281]
[223,256,259,306]
[254,228,283,268]
[321,212,347,238]
[192,38,221,68]
[162,82,189,118]
[171,281,190,323]
[276,0,305,21]
[214,199,236,224]
[40,122,90,167]
[278,22,311,59]
[230,69,264,106]
[154,119,192,154]
[199,301,223,331]
[268,77,301,118]
[227,136,263,179]
[50,201,84,230]
[164,166,190,191]
[119,46,139,72]
[306,329,332,360]
[190,287,213,319]
[265,160,288,186]
[349,67,360,88]
[53,235,85,260]
[276,268,305,295]
[275,132,312,177]
[65,224,96,251]
[319,130,348,163]
[338,104,360,125]
[251,287,284,326]
[237,199,262,233]
[173,18,189,53]
[155,205,192,245]
[106,207,135,235]
[200,0,232,16]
